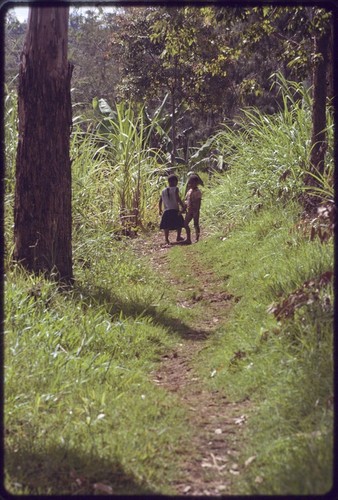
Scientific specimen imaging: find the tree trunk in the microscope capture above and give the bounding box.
[14,7,73,283]
[308,26,330,181]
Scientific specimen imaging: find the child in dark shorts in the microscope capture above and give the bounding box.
[159,174,185,245]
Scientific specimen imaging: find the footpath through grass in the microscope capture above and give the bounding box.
[4,77,334,495]
[171,200,333,495]
[4,198,333,495]
[4,237,194,495]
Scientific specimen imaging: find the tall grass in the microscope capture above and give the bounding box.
[303,104,334,202]
[71,101,169,237]
[4,85,18,267]
[272,72,334,203]
[200,74,334,234]
[3,93,170,243]
[4,75,334,496]
[182,75,334,495]
[192,204,333,494]
[3,93,191,495]
[4,83,17,193]
[4,235,192,495]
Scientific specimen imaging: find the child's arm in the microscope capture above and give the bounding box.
[159,197,163,215]
[176,188,186,211]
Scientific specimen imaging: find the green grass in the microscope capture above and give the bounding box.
[4,238,192,495]
[4,76,334,495]
[188,79,334,495]
[186,201,333,495]
[5,200,333,494]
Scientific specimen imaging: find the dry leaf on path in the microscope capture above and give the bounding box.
[245,455,257,467]
[229,469,240,475]
[201,461,213,468]
[234,415,247,425]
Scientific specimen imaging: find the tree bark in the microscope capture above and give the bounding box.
[14,7,73,283]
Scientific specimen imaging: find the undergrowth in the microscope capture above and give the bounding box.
[4,238,191,495]
[192,80,334,496]
[188,201,334,495]
[4,76,334,495]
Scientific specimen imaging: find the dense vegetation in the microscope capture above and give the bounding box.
[5,6,333,151]
[4,5,334,496]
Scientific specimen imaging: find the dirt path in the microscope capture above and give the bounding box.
[132,232,250,496]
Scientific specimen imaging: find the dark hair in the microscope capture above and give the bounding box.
[188,174,200,184]
[167,174,178,197]
[168,174,178,183]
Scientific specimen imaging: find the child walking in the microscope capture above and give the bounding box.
[184,174,202,244]
[159,174,186,245]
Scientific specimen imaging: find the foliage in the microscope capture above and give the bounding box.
[112,7,232,107]
[107,7,277,146]
[67,7,121,108]
[173,74,333,493]
[105,5,333,147]
[4,235,191,495]
[4,8,333,495]
[71,99,169,233]
[303,98,334,202]
[6,5,331,155]
[198,74,333,234]
[4,11,26,85]
[187,203,333,495]
[3,85,17,270]
[4,84,18,192]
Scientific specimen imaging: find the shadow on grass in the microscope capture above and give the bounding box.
[4,443,155,496]
[74,284,210,341]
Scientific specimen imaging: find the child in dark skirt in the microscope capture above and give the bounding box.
[159,174,186,245]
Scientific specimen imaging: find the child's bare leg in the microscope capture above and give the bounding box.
[185,225,191,243]
[164,229,170,244]
[184,213,193,244]
[194,222,200,242]
[194,214,200,242]
[176,228,184,241]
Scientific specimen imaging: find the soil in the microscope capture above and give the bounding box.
[132,231,251,496]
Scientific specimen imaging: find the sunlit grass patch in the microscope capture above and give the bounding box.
[4,73,334,496]
[4,254,189,495]
[191,201,333,494]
